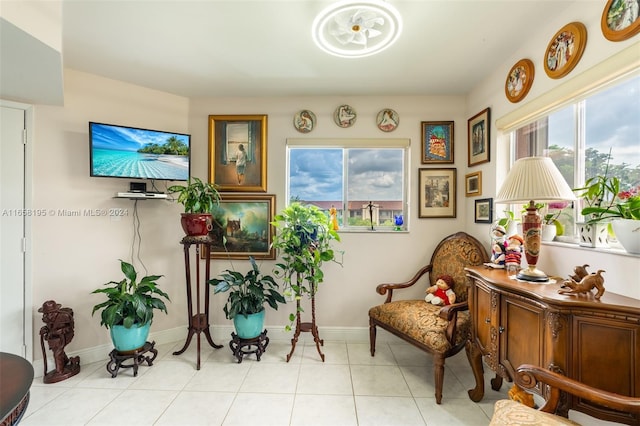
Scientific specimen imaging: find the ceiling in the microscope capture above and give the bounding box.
[55,1,579,99]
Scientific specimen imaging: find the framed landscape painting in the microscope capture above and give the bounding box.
[208,115,267,192]
[418,168,456,218]
[206,194,276,260]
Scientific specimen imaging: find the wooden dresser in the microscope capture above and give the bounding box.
[465,265,640,425]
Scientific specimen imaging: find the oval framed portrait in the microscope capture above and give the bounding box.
[376,109,399,132]
[293,110,316,133]
[333,104,357,128]
[505,59,535,103]
[601,0,640,41]
[544,22,587,79]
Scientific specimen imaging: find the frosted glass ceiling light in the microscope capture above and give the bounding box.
[312,0,402,58]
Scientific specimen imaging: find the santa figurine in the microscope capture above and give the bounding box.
[425,275,456,306]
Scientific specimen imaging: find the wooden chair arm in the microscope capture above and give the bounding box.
[438,301,468,321]
[516,364,640,415]
[376,264,432,303]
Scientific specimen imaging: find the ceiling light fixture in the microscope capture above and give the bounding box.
[312,0,403,58]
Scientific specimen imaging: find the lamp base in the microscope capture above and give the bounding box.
[516,266,550,283]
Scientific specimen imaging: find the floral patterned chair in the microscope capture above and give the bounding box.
[368,231,488,404]
[490,364,640,425]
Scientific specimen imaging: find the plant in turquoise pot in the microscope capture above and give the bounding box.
[209,256,286,339]
[91,260,170,352]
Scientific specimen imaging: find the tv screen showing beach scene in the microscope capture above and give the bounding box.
[89,122,190,181]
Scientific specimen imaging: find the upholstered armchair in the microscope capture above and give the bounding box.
[368,231,489,404]
[491,364,640,425]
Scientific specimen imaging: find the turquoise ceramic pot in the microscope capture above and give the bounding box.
[233,310,265,339]
[110,322,150,353]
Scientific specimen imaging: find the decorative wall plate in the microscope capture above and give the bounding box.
[601,0,640,42]
[505,59,535,103]
[376,109,399,132]
[293,110,316,133]
[333,104,357,128]
[544,22,587,79]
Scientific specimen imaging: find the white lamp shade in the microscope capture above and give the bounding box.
[495,157,576,203]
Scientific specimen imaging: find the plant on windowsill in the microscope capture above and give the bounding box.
[271,202,342,361]
[167,177,221,237]
[91,260,170,353]
[209,255,286,339]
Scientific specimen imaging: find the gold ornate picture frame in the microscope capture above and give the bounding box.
[208,115,267,192]
[465,171,482,197]
[505,59,535,103]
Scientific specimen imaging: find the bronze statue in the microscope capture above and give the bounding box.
[38,300,80,383]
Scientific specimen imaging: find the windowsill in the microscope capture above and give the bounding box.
[543,240,640,258]
[335,229,409,234]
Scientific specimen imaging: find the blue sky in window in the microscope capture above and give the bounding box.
[91,123,189,151]
[289,148,403,201]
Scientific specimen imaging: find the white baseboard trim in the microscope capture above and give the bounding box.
[33,324,403,378]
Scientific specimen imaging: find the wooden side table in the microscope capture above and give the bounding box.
[0,352,33,426]
[172,235,222,369]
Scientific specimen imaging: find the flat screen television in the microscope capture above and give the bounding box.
[89,122,190,181]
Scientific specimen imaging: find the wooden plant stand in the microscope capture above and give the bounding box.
[106,341,157,378]
[286,287,324,362]
[229,330,269,363]
[173,235,222,370]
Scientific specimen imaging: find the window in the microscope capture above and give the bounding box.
[286,139,409,231]
[510,74,640,240]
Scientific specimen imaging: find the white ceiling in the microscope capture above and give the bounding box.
[64,1,577,98]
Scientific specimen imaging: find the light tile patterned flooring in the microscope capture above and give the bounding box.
[21,337,607,425]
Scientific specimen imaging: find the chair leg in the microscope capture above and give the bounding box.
[369,318,376,356]
[434,355,445,404]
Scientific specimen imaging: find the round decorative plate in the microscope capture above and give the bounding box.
[293,110,316,133]
[601,0,640,42]
[376,109,399,132]
[505,59,535,103]
[544,22,587,79]
[333,104,357,128]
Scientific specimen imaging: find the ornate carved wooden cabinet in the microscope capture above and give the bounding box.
[465,266,640,425]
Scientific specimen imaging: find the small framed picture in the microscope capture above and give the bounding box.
[465,171,482,197]
[205,194,276,260]
[544,22,587,79]
[421,121,454,164]
[601,0,640,42]
[418,168,456,218]
[475,198,493,224]
[468,108,490,167]
[208,115,267,192]
[505,59,535,103]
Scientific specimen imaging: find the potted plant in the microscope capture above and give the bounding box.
[572,171,620,247]
[91,260,170,353]
[168,177,220,236]
[209,256,286,339]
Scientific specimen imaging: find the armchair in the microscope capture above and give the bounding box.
[368,231,488,404]
[491,364,640,425]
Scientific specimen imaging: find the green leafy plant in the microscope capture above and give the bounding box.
[209,256,286,320]
[271,202,342,330]
[167,177,220,213]
[91,260,170,329]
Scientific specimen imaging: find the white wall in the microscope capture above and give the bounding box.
[465,1,640,298]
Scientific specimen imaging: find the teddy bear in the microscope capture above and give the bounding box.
[425,274,456,306]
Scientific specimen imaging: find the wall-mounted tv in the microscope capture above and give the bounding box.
[89,122,190,181]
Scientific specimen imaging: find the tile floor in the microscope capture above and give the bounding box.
[21,337,607,425]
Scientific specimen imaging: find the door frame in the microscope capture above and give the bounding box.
[1,99,34,361]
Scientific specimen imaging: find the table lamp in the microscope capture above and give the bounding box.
[495,157,576,282]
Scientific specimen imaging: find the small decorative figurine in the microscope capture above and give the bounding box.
[425,275,456,306]
[394,214,403,231]
[491,240,506,267]
[505,234,524,272]
[38,300,81,383]
[329,204,339,231]
[569,264,590,282]
[558,267,606,299]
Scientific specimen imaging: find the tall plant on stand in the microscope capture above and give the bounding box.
[271,202,342,362]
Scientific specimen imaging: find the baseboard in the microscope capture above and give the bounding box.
[33,324,402,378]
